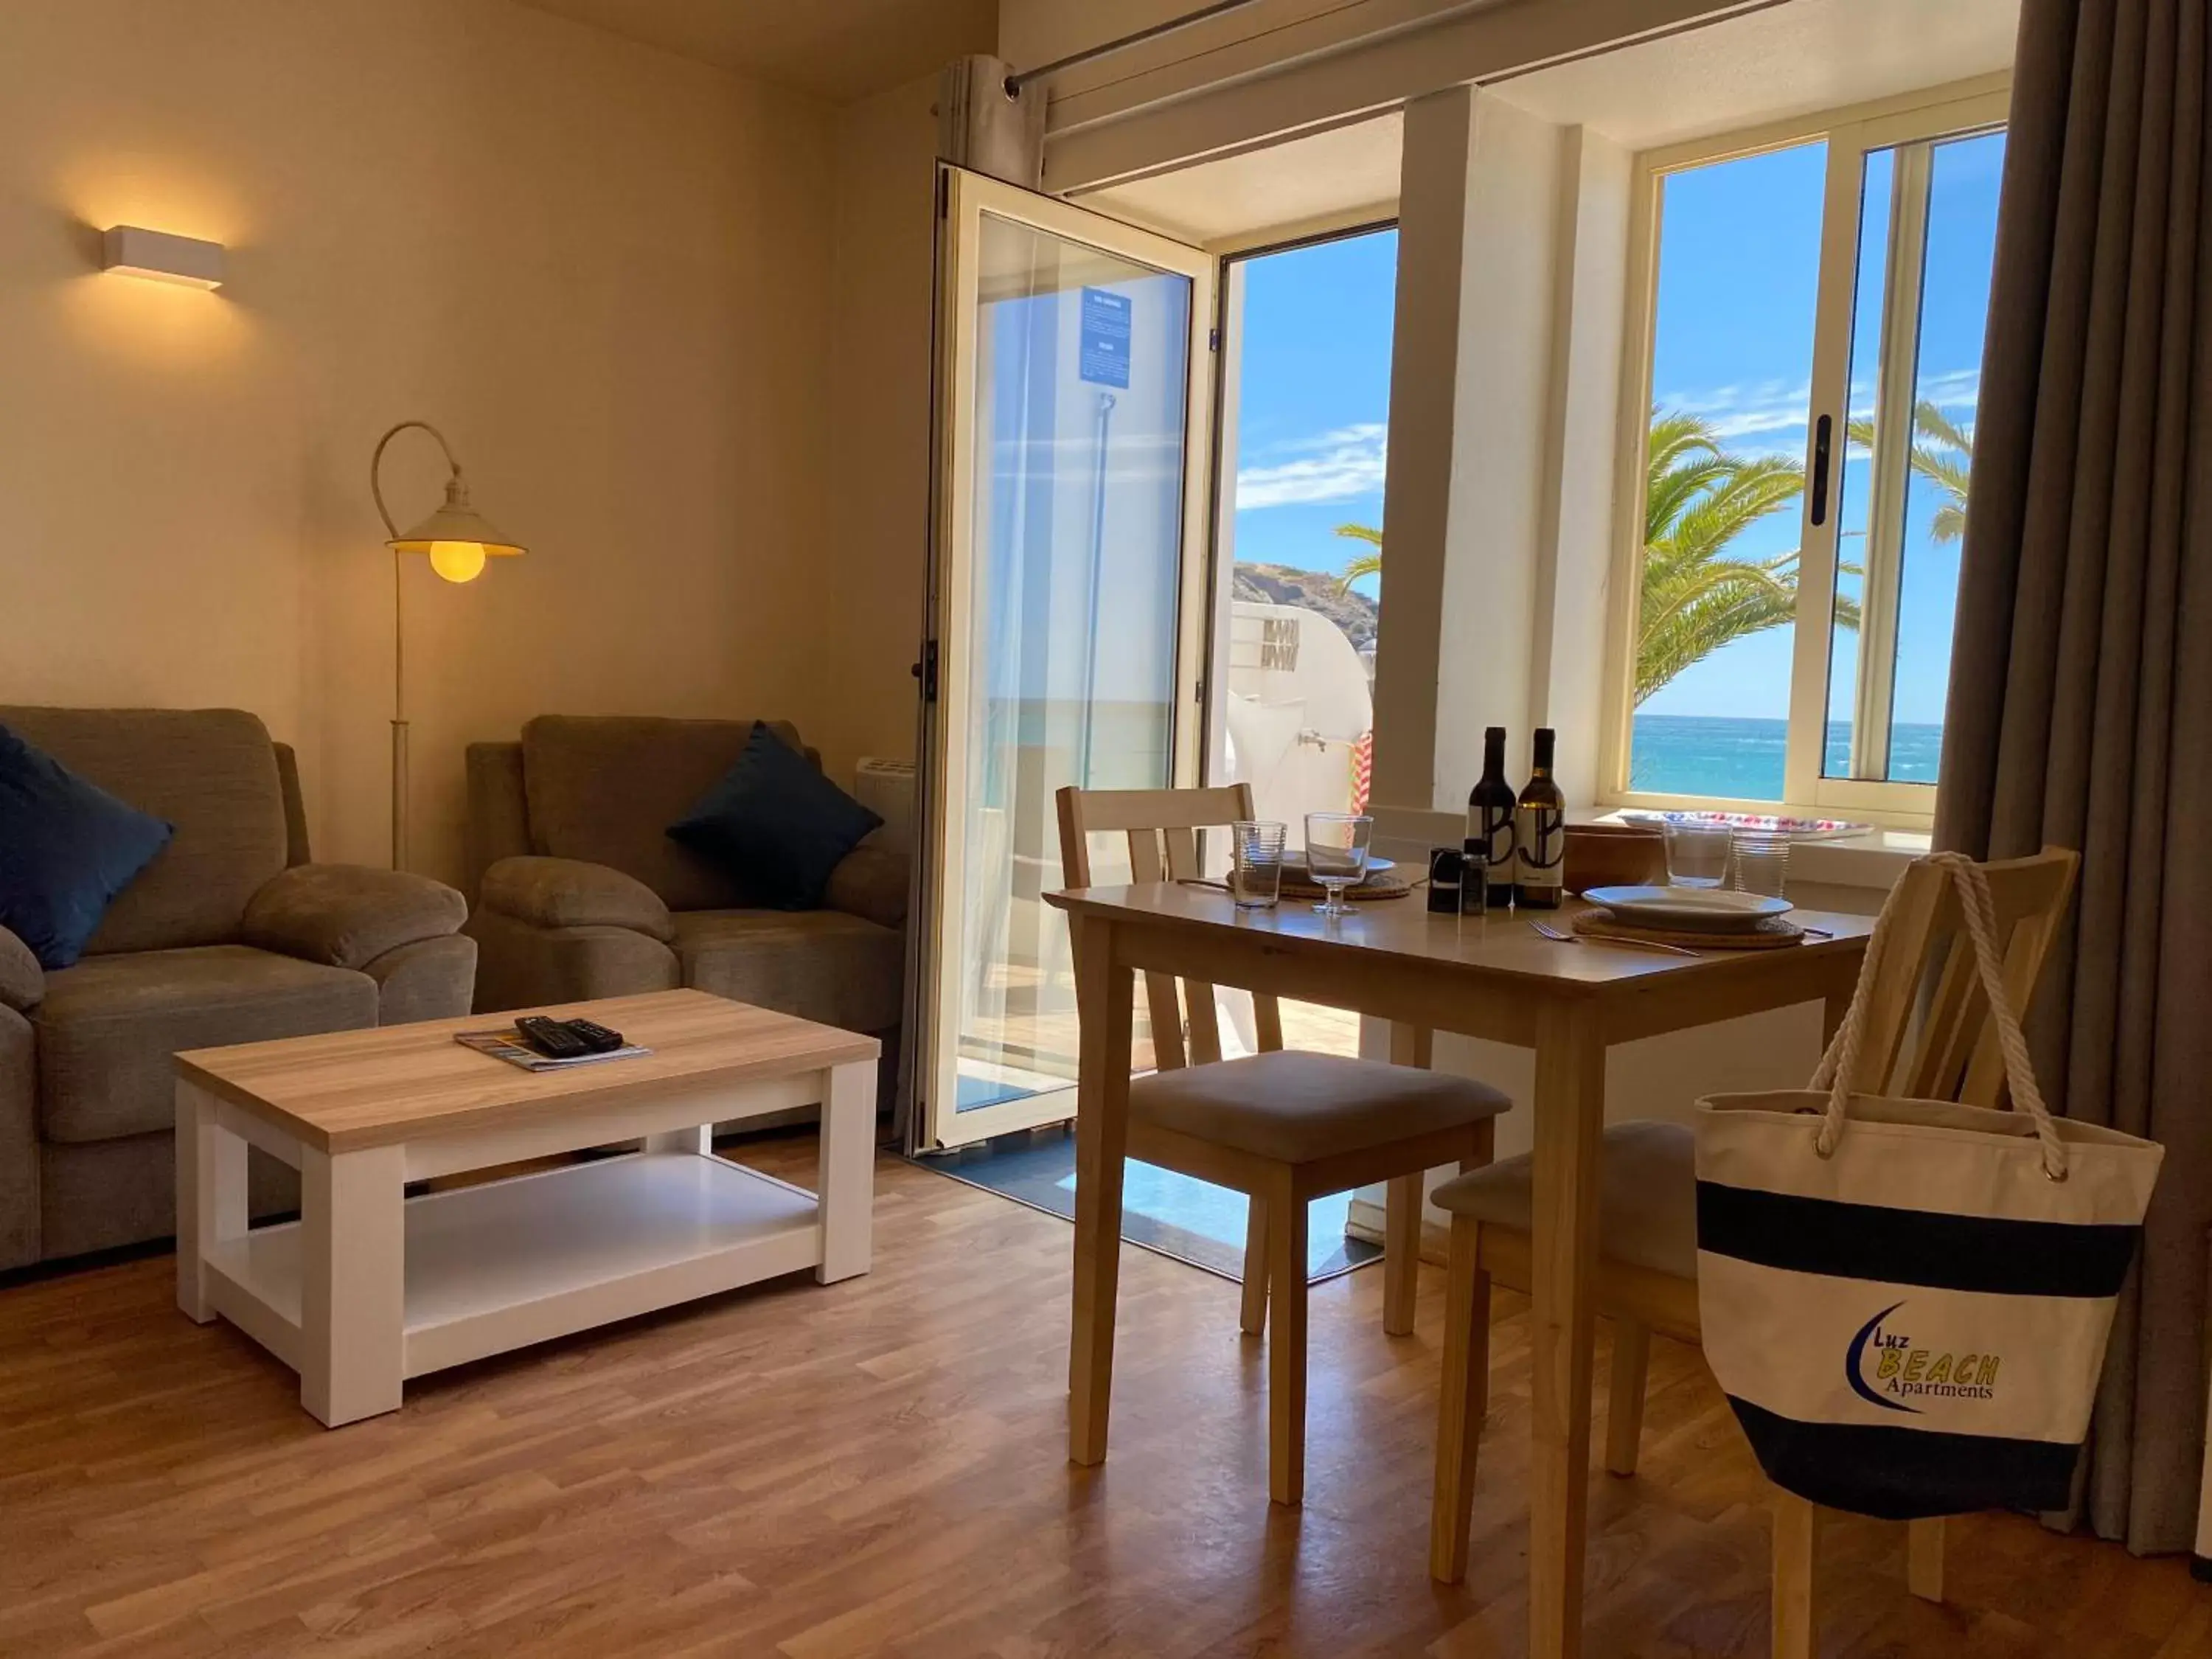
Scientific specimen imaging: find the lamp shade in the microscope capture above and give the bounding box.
[386,476,525,583]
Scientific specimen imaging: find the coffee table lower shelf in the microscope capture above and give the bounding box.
[199,1152,824,1385]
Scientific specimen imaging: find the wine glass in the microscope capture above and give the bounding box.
[1304,813,1373,918]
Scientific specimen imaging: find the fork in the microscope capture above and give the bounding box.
[1528,919,1702,958]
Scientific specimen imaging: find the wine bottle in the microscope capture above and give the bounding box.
[1464,726,1517,911]
[1515,727,1565,910]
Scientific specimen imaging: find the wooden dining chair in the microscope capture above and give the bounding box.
[1057,782,1513,1506]
[1425,847,2081,1649]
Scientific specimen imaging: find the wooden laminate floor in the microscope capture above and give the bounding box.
[2,1135,2208,1658]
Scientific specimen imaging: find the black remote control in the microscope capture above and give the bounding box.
[565,1018,625,1054]
[515,1016,591,1060]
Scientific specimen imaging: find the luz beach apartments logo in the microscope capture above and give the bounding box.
[1844,1301,2001,1413]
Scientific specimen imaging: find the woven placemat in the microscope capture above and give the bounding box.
[1573,906,1804,950]
[1278,868,1416,901]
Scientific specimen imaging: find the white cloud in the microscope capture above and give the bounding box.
[1235,422,1388,509]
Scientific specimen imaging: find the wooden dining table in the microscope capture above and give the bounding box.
[1041,882,1875,1658]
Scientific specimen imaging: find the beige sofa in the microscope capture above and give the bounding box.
[0,707,476,1269]
[462,717,908,1047]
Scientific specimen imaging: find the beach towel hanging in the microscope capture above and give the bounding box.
[1692,852,2163,1520]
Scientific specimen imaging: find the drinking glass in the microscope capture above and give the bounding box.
[1230,820,1287,910]
[1663,820,1733,888]
[1304,813,1373,918]
[1732,829,1790,897]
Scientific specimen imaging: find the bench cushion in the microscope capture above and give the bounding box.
[1130,1049,1512,1166]
[1432,1118,1697,1279]
[35,945,377,1143]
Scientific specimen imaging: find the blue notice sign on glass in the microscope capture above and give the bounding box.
[1079,288,1132,388]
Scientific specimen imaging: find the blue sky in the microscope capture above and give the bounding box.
[1228,229,1396,593]
[1228,133,2004,728]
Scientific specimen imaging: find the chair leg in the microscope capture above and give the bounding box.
[1382,1173,1422,1337]
[1265,1180,1308,1506]
[1239,1196,1268,1337]
[1906,1517,1944,1602]
[1604,1320,1652,1477]
[1429,1216,1491,1583]
[1772,1489,1817,1659]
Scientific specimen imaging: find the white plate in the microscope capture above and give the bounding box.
[1582,885,1793,928]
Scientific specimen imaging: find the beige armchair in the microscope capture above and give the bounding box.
[0,707,476,1269]
[462,717,908,1046]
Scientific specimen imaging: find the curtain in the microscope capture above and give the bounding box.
[1935,0,2212,1553]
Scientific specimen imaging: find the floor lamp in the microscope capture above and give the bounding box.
[370,420,526,870]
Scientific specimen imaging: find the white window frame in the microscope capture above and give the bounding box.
[1596,74,2012,827]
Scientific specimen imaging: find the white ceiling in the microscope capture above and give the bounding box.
[1492,0,2020,150]
[512,0,997,102]
[1080,0,2017,246]
[1082,113,1405,246]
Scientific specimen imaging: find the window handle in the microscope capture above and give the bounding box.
[1810,414,1833,527]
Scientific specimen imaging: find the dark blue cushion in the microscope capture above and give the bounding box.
[667,723,883,911]
[0,723,175,969]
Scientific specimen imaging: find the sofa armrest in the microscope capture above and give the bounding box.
[243,863,468,971]
[823,844,910,931]
[0,925,41,1012]
[479,857,675,943]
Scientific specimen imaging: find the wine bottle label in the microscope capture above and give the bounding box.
[1516,804,1564,887]
[1479,804,1515,872]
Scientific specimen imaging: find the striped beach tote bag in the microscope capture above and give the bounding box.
[1694,853,2163,1520]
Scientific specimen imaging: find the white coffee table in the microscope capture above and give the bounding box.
[173,989,877,1427]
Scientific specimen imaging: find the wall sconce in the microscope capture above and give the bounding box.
[101,226,225,289]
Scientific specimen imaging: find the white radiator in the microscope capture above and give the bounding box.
[854,758,917,855]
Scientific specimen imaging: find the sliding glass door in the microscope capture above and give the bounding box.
[914,170,1215,1151]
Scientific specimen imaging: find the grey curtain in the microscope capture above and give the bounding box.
[1935,0,2212,1553]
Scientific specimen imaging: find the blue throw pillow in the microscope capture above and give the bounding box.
[0,723,175,969]
[667,723,883,911]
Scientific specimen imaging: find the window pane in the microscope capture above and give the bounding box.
[1220,227,1397,1060]
[1825,128,2004,784]
[1630,142,1826,801]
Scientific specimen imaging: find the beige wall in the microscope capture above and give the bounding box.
[0,0,838,886]
[812,72,947,782]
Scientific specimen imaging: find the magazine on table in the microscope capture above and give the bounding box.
[453,1029,654,1072]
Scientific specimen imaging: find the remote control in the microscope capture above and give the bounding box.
[565,1018,625,1054]
[515,1016,591,1060]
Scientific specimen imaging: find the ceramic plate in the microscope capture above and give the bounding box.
[1581,885,1793,928]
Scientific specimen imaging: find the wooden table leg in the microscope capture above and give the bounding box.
[1069,917,1133,1467]
[1382,1023,1436,1336]
[300,1142,406,1427]
[175,1082,246,1324]
[1527,1001,1605,1659]
[817,1057,877,1284]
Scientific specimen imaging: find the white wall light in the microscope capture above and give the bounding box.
[101,225,225,289]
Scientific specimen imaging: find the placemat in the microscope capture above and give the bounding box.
[1277,868,1416,901]
[1573,906,1804,950]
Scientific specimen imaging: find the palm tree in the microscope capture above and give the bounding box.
[1335,522,1382,587]
[1330,411,1863,703]
[1635,412,1856,705]
[1847,399,1973,544]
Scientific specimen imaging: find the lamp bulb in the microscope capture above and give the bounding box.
[428,541,489,583]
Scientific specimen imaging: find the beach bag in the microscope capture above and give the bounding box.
[1694,852,2163,1520]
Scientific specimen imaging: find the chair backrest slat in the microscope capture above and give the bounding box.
[1840,847,2079,1107]
[1054,782,1279,1073]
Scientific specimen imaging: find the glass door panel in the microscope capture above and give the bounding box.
[919,171,1214,1151]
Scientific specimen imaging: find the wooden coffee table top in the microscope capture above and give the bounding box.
[175,990,880,1154]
